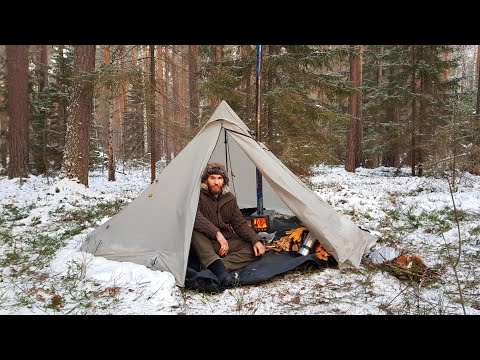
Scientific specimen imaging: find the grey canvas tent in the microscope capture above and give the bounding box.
[81,101,377,287]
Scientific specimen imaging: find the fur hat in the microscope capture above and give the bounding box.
[201,162,229,186]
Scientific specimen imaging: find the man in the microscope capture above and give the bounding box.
[191,162,266,289]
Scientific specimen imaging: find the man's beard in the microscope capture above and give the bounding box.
[208,185,222,196]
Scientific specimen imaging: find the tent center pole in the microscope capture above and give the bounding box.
[255,45,263,215]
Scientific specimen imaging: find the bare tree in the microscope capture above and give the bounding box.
[62,45,96,186]
[5,45,30,179]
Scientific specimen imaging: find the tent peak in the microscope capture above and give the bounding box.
[213,100,233,115]
[205,100,244,128]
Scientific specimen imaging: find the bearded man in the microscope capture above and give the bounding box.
[191,162,266,289]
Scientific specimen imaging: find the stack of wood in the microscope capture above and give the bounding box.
[265,226,331,261]
[384,252,441,284]
[312,242,330,261]
[265,226,306,252]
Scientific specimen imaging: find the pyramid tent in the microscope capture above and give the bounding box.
[81,101,377,287]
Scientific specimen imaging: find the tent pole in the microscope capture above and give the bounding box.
[255,45,263,215]
[224,129,228,173]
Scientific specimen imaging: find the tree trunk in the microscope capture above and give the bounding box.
[477,45,480,115]
[6,45,30,179]
[266,45,274,145]
[245,46,252,122]
[472,45,480,175]
[371,45,383,168]
[57,45,68,133]
[0,111,7,170]
[103,45,115,181]
[96,48,109,169]
[172,45,179,156]
[156,45,164,161]
[108,93,115,181]
[444,50,451,80]
[31,45,50,175]
[142,46,149,156]
[418,48,425,177]
[113,48,122,159]
[209,45,221,111]
[355,46,364,168]
[38,45,48,91]
[148,45,156,183]
[119,45,127,169]
[411,46,417,176]
[188,45,199,129]
[345,45,363,173]
[164,46,171,164]
[0,44,7,168]
[181,45,187,127]
[62,45,96,186]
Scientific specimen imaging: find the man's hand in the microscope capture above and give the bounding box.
[253,241,266,257]
[216,231,229,257]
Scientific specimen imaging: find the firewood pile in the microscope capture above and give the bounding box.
[383,252,442,285]
[265,226,331,261]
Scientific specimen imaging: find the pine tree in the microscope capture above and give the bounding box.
[363,45,459,175]
[0,46,8,171]
[6,45,30,179]
[30,45,51,176]
[62,45,96,186]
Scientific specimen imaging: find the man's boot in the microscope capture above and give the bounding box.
[208,259,240,289]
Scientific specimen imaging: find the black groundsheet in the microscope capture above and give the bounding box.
[184,210,337,293]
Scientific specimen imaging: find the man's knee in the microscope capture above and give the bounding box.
[191,231,219,269]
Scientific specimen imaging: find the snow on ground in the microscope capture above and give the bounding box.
[1,164,479,315]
